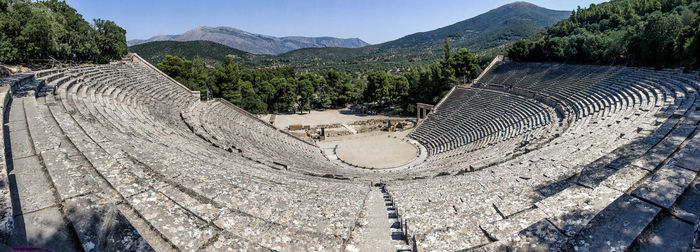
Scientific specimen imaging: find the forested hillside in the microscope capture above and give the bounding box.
[129,40,274,67]
[127,26,370,55]
[0,0,128,64]
[132,2,568,75]
[267,2,568,74]
[508,0,700,68]
[379,2,570,51]
[156,39,481,115]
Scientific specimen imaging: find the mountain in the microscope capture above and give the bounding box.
[127,26,370,55]
[130,2,570,73]
[128,40,274,67]
[379,1,571,51]
[265,1,571,73]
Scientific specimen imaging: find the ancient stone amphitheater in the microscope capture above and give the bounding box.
[0,54,698,251]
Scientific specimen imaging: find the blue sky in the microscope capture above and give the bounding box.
[65,0,606,44]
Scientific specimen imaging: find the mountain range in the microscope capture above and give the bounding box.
[129,2,571,73]
[127,26,369,55]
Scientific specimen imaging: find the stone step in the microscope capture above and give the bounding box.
[46,84,264,251]
[0,76,35,244]
[26,94,154,251]
[628,213,697,251]
[127,189,219,250]
[669,175,700,225]
[631,164,697,209]
[632,124,695,171]
[667,130,699,172]
[567,194,661,251]
[4,96,81,250]
[44,97,174,249]
[535,184,622,237]
[346,187,405,252]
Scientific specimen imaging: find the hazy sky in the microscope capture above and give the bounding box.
[65,0,606,44]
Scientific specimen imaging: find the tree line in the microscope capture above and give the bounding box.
[508,0,700,69]
[157,39,483,115]
[0,0,128,64]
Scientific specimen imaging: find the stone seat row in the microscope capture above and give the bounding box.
[409,87,553,155]
[7,61,374,251]
[183,99,340,176]
[388,63,700,250]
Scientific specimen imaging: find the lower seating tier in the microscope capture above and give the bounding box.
[0,57,697,251]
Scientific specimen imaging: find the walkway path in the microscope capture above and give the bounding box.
[349,186,409,252]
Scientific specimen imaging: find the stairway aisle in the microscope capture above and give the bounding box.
[348,185,410,252]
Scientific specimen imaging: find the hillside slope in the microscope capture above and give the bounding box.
[380,1,570,50]
[267,2,570,73]
[131,2,570,73]
[128,26,369,55]
[507,0,700,68]
[128,40,273,67]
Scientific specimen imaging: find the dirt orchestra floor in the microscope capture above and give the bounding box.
[326,131,418,169]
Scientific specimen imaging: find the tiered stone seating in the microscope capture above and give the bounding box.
[183,99,343,176]
[409,87,555,156]
[1,56,698,251]
[0,60,371,251]
[0,72,153,250]
[387,61,700,250]
[0,74,33,245]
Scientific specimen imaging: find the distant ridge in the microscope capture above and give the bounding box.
[127,26,370,55]
[264,1,571,72]
[130,2,571,73]
[377,1,570,51]
[128,40,271,67]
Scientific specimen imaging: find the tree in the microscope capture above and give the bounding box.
[43,0,98,61]
[508,40,532,61]
[507,0,700,68]
[157,55,192,80]
[442,38,453,66]
[297,73,328,109]
[323,70,342,107]
[365,71,393,105]
[675,15,700,67]
[255,80,276,108]
[333,78,358,107]
[297,76,315,113]
[17,5,64,61]
[239,80,267,114]
[452,48,480,83]
[189,56,211,94]
[392,75,409,101]
[271,77,296,112]
[214,57,243,105]
[93,18,127,63]
[0,0,126,64]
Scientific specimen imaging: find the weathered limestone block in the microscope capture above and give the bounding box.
[631,164,697,209]
[568,194,660,251]
[9,207,81,250]
[601,165,649,192]
[629,214,696,251]
[64,194,153,251]
[535,184,621,237]
[480,207,546,242]
[128,189,217,250]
